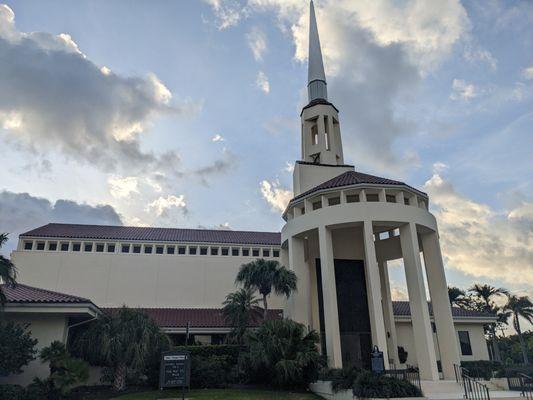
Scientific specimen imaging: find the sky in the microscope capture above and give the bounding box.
[0,0,532,308]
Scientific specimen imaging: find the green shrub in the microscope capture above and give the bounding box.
[191,355,238,388]
[319,367,362,393]
[0,384,26,400]
[173,344,242,362]
[39,341,89,395]
[352,371,423,399]
[496,364,533,378]
[172,345,242,388]
[0,320,38,376]
[240,319,322,388]
[24,378,61,400]
[461,360,500,380]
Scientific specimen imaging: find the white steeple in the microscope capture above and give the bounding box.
[291,1,353,196]
[308,0,328,102]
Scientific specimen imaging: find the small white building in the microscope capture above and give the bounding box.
[5,0,496,385]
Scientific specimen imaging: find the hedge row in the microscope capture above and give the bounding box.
[172,345,244,388]
[319,367,423,398]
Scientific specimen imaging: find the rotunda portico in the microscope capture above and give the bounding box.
[281,1,460,382]
[281,172,460,380]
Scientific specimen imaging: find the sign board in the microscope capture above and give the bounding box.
[371,345,385,373]
[159,350,191,389]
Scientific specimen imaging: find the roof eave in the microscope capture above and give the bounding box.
[282,182,429,219]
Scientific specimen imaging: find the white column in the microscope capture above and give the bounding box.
[378,260,399,367]
[318,225,343,368]
[399,222,439,381]
[362,221,389,366]
[288,236,311,327]
[422,232,461,380]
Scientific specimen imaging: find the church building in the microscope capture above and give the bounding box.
[4,1,495,386]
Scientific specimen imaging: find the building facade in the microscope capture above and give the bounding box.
[8,1,495,385]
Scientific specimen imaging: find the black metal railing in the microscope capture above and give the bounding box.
[507,373,533,400]
[383,368,421,392]
[454,364,490,400]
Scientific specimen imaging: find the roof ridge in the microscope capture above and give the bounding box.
[21,223,281,236]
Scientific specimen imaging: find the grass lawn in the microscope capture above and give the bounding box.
[114,388,322,400]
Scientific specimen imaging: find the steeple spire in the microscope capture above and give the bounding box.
[308,0,327,102]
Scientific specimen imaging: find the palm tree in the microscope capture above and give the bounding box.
[448,286,470,309]
[0,233,17,305]
[503,295,533,365]
[236,259,297,320]
[72,307,169,391]
[469,284,509,362]
[242,319,321,388]
[222,288,262,343]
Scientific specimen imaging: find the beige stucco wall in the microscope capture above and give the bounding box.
[396,320,490,367]
[12,250,286,309]
[0,314,68,386]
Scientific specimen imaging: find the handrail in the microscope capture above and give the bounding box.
[383,368,421,392]
[454,364,490,400]
[518,373,532,400]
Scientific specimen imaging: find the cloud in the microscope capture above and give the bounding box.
[212,134,225,142]
[193,148,237,184]
[424,173,533,289]
[108,176,139,199]
[391,285,409,301]
[284,161,294,173]
[246,27,267,61]
[463,44,498,70]
[203,0,243,30]
[432,162,448,173]
[205,0,470,173]
[197,222,232,230]
[0,190,123,255]
[260,179,292,212]
[0,5,201,176]
[145,195,188,217]
[256,71,270,93]
[450,79,478,101]
[522,66,533,80]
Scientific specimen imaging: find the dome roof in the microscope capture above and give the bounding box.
[289,170,426,206]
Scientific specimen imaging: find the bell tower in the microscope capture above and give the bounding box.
[293,1,354,196]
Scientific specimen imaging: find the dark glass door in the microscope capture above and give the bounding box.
[316,259,372,369]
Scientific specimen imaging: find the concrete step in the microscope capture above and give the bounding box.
[421,380,464,395]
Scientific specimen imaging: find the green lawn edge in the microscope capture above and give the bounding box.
[114,388,322,400]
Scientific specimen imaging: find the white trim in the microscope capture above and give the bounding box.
[2,302,100,317]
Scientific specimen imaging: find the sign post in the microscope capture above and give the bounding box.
[159,350,191,400]
[371,345,385,374]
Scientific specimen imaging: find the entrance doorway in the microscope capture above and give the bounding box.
[316,259,372,368]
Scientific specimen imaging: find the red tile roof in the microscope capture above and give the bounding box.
[1,283,93,305]
[102,307,284,328]
[392,301,496,319]
[289,170,426,205]
[20,223,281,246]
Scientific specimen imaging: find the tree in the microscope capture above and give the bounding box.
[503,295,533,365]
[241,319,322,388]
[469,284,509,362]
[448,286,470,309]
[236,259,297,320]
[222,288,262,343]
[0,319,37,376]
[72,307,170,391]
[0,233,17,305]
[40,341,89,396]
